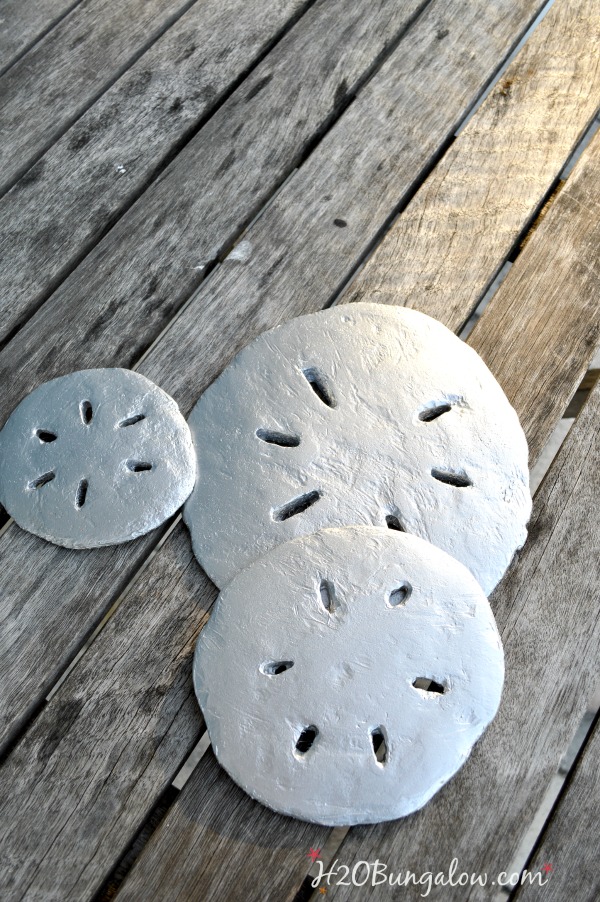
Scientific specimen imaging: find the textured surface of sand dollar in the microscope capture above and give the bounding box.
[184,303,530,592]
[0,369,196,547]
[194,526,505,825]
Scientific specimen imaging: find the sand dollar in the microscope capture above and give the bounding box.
[184,303,530,592]
[194,526,504,825]
[0,368,196,547]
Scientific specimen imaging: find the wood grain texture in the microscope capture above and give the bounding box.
[0,0,431,754]
[468,145,600,466]
[0,0,559,894]
[0,0,428,411]
[2,4,598,898]
[0,0,310,342]
[0,524,208,901]
[344,0,600,338]
[118,748,330,902]
[99,134,600,902]
[512,716,600,901]
[321,163,600,902]
[0,0,83,77]
[0,0,199,196]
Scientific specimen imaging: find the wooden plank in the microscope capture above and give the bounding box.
[512,717,600,901]
[0,0,205,196]
[344,0,600,340]
[0,3,597,897]
[0,0,539,756]
[0,0,311,342]
[0,0,84,77]
[0,0,434,753]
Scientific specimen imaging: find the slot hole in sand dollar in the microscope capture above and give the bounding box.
[419,403,452,422]
[80,400,93,425]
[273,490,321,521]
[119,413,146,427]
[388,583,412,607]
[75,478,88,509]
[295,726,318,757]
[413,677,445,695]
[260,660,294,676]
[371,727,388,765]
[126,460,153,473]
[36,429,57,443]
[319,578,336,613]
[256,428,300,447]
[385,514,405,532]
[28,471,56,490]
[431,467,472,488]
[302,367,336,408]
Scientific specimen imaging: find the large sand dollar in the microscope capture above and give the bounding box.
[184,303,530,592]
[194,526,505,825]
[0,368,196,548]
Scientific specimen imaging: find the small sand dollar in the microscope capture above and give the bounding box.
[0,368,196,548]
[184,303,530,592]
[194,526,504,826]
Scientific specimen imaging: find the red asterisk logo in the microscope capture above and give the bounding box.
[541,863,553,875]
[307,847,321,863]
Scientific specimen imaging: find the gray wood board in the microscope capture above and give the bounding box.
[121,747,329,902]
[102,126,600,902]
[1,10,599,900]
[0,0,83,77]
[344,0,600,341]
[0,0,435,751]
[0,0,319,342]
[0,0,203,196]
[512,716,600,901]
[0,525,209,901]
[0,0,545,424]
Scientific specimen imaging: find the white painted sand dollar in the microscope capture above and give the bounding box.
[184,303,530,592]
[195,526,505,826]
[0,369,196,548]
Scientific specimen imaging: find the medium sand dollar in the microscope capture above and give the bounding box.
[184,303,530,592]
[0,369,196,548]
[194,526,505,826]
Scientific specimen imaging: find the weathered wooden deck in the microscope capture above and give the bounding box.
[0,0,599,899]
